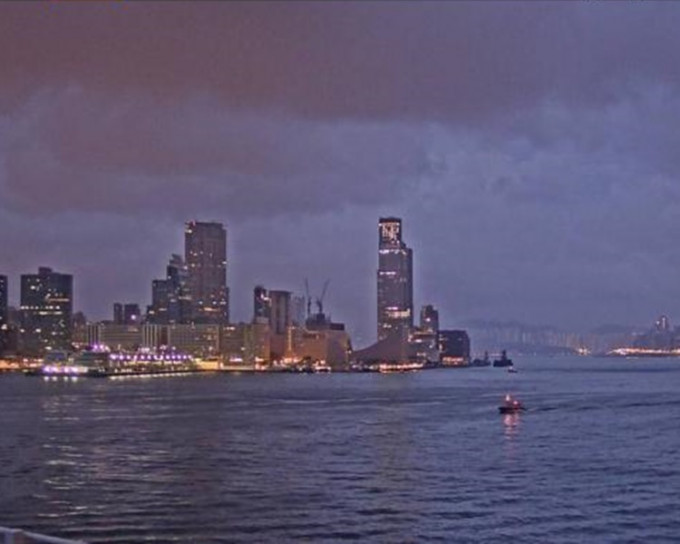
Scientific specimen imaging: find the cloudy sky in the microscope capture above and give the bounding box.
[2,2,680,345]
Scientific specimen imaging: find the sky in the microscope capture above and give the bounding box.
[2,2,680,345]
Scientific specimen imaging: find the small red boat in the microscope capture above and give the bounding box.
[499,394,525,414]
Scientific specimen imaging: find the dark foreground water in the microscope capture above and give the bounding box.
[2,356,680,543]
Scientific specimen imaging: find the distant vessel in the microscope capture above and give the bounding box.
[470,351,491,367]
[508,366,518,374]
[493,350,514,368]
[498,394,525,414]
[378,362,423,373]
[25,348,199,379]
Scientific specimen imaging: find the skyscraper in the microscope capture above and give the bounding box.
[148,254,191,325]
[377,217,413,341]
[148,279,171,324]
[20,267,73,355]
[269,290,291,335]
[0,275,8,355]
[185,221,229,324]
[253,285,271,324]
[166,254,191,324]
[0,275,7,329]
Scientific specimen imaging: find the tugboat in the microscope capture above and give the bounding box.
[493,350,514,367]
[470,351,491,367]
[499,394,525,414]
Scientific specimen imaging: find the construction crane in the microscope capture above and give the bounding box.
[304,278,312,318]
[316,279,330,315]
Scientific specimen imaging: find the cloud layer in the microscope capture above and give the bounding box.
[2,3,680,341]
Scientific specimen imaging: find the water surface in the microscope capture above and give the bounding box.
[1,356,679,543]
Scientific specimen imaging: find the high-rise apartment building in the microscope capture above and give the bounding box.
[377,217,413,341]
[185,221,229,324]
[20,267,73,355]
[0,275,7,329]
[0,275,8,354]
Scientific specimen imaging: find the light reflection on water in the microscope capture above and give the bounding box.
[502,412,520,438]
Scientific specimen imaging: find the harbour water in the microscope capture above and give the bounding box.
[2,356,680,543]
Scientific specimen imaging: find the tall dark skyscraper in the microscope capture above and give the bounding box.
[166,254,191,324]
[377,217,413,341]
[0,275,7,328]
[269,290,291,335]
[148,254,191,325]
[253,285,271,323]
[20,267,73,355]
[149,279,171,324]
[0,275,8,355]
[185,221,229,324]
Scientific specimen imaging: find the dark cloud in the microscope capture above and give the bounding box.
[1,89,425,219]
[2,3,680,121]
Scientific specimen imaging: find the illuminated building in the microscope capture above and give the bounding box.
[377,217,413,341]
[71,311,88,349]
[166,323,221,357]
[268,290,292,359]
[19,267,73,356]
[291,328,350,368]
[292,320,351,369]
[221,322,271,365]
[0,275,7,328]
[0,275,7,355]
[148,279,171,324]
[438,330,471,366]
[86,322,163,351]
[185,221,229,324]
[420,304,439,335]
[409,329,439,363]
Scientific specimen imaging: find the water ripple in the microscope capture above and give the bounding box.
[2,358,680,543]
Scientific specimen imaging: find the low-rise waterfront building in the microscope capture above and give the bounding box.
[439,329,470,366]
[166,323,221,357]
[86,323,163,351]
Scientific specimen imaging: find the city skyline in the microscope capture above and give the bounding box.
[2,213,680,345]
[3,4,680,341]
